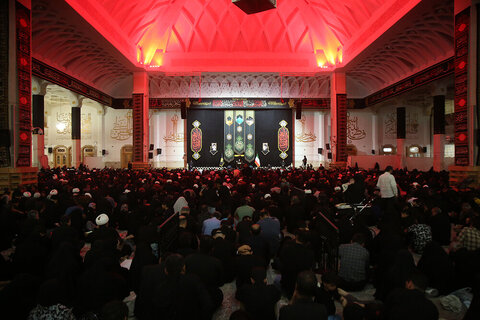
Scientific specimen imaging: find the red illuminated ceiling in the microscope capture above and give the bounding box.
[65,0,421,73]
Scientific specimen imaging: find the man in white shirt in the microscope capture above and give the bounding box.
[376,166,398,219]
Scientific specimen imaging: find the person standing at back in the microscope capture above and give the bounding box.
[376,166,398,220]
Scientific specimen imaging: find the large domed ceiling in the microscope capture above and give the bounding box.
[65,0,421,72]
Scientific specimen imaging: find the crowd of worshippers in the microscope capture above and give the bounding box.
[0,165,480,320]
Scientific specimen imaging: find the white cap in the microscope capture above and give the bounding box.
[193,184,199,188]
[72,188,80,194]
[412,182,420,187]
[23,192,31,198]
[33,192,41,198]
[124,189,131,194]
[166,179,172,183]
[155,181,160,184]
[407,197,418,204]
[95,213,109,226]
[84,193,92,198]
[49,189,58,196]
[334,186,342,191]
[264,194,271,199]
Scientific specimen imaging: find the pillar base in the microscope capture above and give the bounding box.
[132,162,150,170]
[449,166,480,189]
[0,167,38,192]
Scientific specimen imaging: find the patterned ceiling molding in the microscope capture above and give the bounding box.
[149,74,330,98]
[32,58,113,106]
[365,57,454,106]
[347,0,453,95]
[111,98,367,110]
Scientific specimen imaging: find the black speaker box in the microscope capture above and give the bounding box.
[48,147,53,154]
[318,148,323,154]
[181,101,187,119]
[327,152,332,160]
[326,143,330,150]
[295,101,302,120]
[149,144,154,151]
[157,148,162,155]
[422,147,427,153]
[102,149,106,155]
[148,152,154,159]
[372,149,375,155]
[0,130,10,147]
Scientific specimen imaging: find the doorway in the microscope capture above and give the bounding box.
[82,145,96,162]
[121,145,133,168]
[53,145,71,167]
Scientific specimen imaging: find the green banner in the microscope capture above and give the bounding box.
[244,110,255,162]
[224,110,234,162]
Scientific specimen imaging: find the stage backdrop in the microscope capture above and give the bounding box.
[187,108,292,167]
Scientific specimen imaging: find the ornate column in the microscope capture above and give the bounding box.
[330,72,347,166]
[396,107,406,169]
[433,87,446,171]
[450,0,480,186]
[132,72,149,168]
[71,97,82,168]
[31,77,47,168]
[0,0,37,188]
[371,112,378,155]
[317,111,325,165]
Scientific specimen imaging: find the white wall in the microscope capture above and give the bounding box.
[149,109,185,168]
[44,100,103,167]
[103,108,133,167]
[294,111,327,167]
[377,104,431,155]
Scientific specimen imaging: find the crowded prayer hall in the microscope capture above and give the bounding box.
[2,0,480,319]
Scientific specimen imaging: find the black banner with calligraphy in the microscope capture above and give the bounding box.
[188,109,291,167]
[366,58,455,107]
[132,94,144,163]
[0,0,10,167]
[16,1,31,167]
[336,94,347,162]
[454,8,470,166]
[32,58,112,106]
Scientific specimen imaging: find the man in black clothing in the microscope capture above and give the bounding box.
[234,245,265,289]
[279,270,327,320]
[211,229,236,283]
[428,207,451,246]
[385,271,439,320]
[151,254,214,320]
[236,266,281,320]
[86,213,120,250]
[185,235,224,309]
[279,229,315,297]
[315,272,341,317]
[246,224,270,265]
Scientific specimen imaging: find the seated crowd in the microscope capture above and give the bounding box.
[0,165,479,320]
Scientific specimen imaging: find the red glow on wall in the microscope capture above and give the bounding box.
[19,18,28,28]
[458,133,467,142]
[458,99,466,107]
[20,96,27,105]
[19,132,28,141]
[458,61,466,69]
[458,23,466,32]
